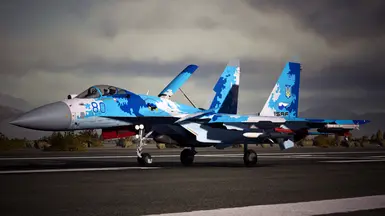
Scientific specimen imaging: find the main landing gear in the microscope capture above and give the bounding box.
[243,143,258,167]
[180,148,197,166]
[134,124,257,167]
[135,124,153,166]
[134,124,198,167]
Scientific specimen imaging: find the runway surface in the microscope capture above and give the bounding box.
[1,147,385,216]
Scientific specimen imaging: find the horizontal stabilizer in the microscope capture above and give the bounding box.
[290,118,370,126]
[297,118,370,124]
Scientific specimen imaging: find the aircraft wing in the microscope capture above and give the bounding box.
[285,118,370,131]
[175,113,287,131]
[205,114,370,133]
[207,114,369,126]
[158,64,198,99]
[288,118,370,125]
[105,116,182,125]
[174,113,370,151]
[174,109,216,124]
[176,117,295,150]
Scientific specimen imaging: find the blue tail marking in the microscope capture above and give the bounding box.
[260,62,301,118]
[209,59,240,114]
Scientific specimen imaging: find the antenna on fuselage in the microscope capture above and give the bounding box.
[146,90,149,95]
[179,88,197,108]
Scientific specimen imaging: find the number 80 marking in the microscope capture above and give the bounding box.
[91,102,106,113]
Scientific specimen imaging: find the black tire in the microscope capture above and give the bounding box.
[137,153,153,166]
[243,149,257,167]
[180,149,195,166]
[137,156,144,166]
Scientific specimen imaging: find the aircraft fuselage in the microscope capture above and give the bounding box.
[10,85,202,131]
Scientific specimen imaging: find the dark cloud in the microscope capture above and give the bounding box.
[242,0,385,119]
[245,0,385,43]
[1,0,385,130]
[0,0,93,35]
[14,57,243,80]
[298,57,385,92]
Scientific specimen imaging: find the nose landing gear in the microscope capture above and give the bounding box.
[135,124,153,166]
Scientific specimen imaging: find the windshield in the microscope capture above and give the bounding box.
[75,85,128,99]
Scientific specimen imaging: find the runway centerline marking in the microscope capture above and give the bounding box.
[368,155,385,158]
[320,159,385,163]
[144,195,385,216]
[0,166,162,174]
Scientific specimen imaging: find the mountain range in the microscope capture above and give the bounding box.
[0,93,34,111]
[0,94,51,140]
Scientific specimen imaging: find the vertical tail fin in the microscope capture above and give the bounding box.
[260,62,301,118]
[158,64,199,99]
[209,59,240,114]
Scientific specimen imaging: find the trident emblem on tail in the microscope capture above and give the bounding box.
[285,85,291,98]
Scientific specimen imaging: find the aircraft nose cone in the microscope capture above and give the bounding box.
[10,101,71,131]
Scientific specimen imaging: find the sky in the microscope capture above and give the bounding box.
[1,0,385,118]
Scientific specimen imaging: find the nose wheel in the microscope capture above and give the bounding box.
[137,153,152,166]
[135,124,153,166]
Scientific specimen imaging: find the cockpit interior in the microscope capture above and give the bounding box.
[75,85,129,99]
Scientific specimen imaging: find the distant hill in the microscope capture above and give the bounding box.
[0,105,22,120]
[300,106,384,137]
[0,105,51,140]
[0,93,33,111]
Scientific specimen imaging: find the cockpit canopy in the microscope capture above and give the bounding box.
[75,85,130,99]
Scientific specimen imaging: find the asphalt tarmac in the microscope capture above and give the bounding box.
[1,146,385,216]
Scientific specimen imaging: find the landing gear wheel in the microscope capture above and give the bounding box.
[137,153,153,166]
[180,149,195,166]
[243,149,258,167]
[135,124,153,166]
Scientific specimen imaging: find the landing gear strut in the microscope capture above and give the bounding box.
[344,136,349,142]
[180,148,197,166]
[135,124,153,166]
[243,143,258,167]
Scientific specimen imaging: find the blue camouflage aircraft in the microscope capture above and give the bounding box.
[170,61,370,166]
[11,59,370,167]
[10,60,241,166]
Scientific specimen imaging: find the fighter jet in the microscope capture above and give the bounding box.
[10,60,241,166]
[165,61,370,166]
